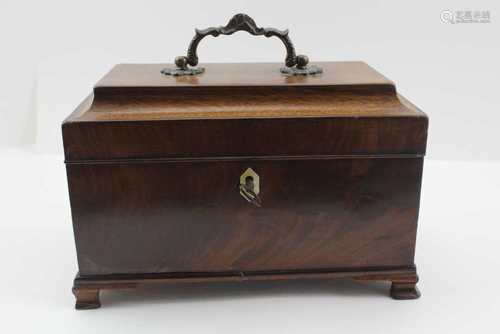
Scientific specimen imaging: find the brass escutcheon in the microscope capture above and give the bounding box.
[239,168,261,207]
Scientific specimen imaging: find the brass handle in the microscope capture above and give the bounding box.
[161,13,322,76]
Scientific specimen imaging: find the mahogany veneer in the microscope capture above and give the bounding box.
[63,62,427,309]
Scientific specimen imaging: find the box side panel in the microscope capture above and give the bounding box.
[67,157,423,275]
[63,117,428,161]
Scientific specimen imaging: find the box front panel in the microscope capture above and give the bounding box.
[67,158,423,275]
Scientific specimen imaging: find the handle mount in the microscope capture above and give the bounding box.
[161,13,322,76]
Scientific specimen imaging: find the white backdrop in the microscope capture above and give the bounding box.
[1,2,500,332]
[1,0,499,160]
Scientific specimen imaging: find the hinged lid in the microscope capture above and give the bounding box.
[93,62,395,96]
[62,61,428,162]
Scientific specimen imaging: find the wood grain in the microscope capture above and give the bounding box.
[94,62,395,92]
[64,61,427,307]
[72,267,420,309]
[63,62,427,161]
[67,158,423,275]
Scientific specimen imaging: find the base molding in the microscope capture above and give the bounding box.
[72,266,420,309]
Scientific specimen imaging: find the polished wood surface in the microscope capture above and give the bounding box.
[72,267,419,309]
[95,62,395,91]
[67,158,422,275]
[63,115,427,161]
[63,61,428,307]
[63,62,427,161]
[74,92,423,121]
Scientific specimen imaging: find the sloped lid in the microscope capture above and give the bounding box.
[62,62,428,161]
[94,62,395,96]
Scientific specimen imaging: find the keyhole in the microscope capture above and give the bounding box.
[244,176,255,191]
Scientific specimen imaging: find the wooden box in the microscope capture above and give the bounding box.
[62,16,427,309]
[63,61,427,309]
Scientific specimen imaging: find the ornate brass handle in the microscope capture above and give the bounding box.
[162,13,322,76]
